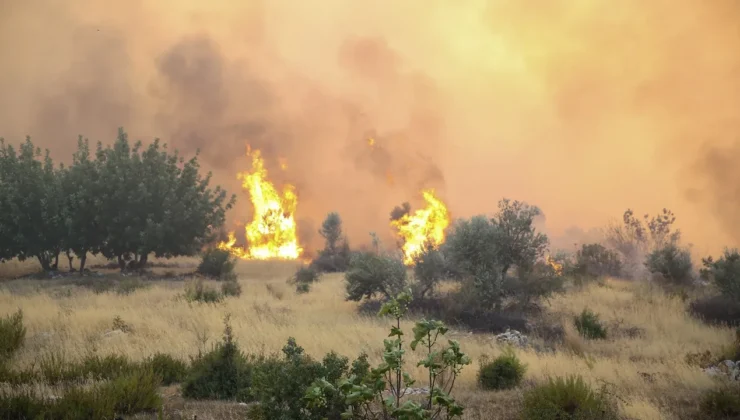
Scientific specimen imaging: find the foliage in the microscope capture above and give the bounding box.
[412,241,447,299]
[184,279,224,303]
[490,199,548,276]
[249,339,351,420]
[181,315,254,402]
[0,137,65,270]
[305,291,471,420]
[143,353,188,385]
[0,310,25,361]
[345,251,407,301]
[221,279,242,298]
[645,243,694,285]
[197,247,237,280]
[701,248,740,300]
[572,243,622,280]
[296,282,311,294]
[574,309,607,340]
[477,350,527,390]
[293,265,321,284]
[504,262,565,311]
[699,385,740,419]
[310,212,352,273]
[689,294,740,327]
[521,375,618,420]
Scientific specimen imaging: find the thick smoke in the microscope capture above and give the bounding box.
[1,0,740,253]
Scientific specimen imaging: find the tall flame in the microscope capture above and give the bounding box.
[391,189,451,265]
[546,255,564,276]
[218,148,303,260]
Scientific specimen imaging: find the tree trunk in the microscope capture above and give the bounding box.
[66,250,75,272]
[79,254,87,275]
[52,251,59,270]
[139,253,148,270]
[117,255,126,271]
[37,254,51,271]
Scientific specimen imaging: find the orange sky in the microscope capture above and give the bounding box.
[1,0,739,255]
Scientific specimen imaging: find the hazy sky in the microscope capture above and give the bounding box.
[1,0,739,255]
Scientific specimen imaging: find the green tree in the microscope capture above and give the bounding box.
[0,137,65,270]
[701,249,740,300]
[490,199,548,276]
[319,212,343,254]
[645,243,693,285]
[345,251,407,301]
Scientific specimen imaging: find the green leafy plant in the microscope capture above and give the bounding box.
[293,265,320,284]
[311,212,351,273]
[305,291,471,419]
[521,375,618,420]
[574,309,607,340]
[143,353,188,386]
[645,243,693,285]
[198,247,237,280]
[572,243,622,280]
[184,279,223,304]
[0,310,25,360]
[221,279,242,297]
[701,249,740,300]
[412,241,447,300]
[296,282,311,294]
[477,349,527,390]
[345,252,407,302]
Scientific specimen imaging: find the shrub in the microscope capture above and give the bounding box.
[521,375,618,420]
[221,279,242,298]
[249,339,350,420]
[181,315,254,402]
[116,277,148,295]
[490,199,548,275]
[305,291,471,419]
[645,243,693,285]
[572,243,622,280]
[296,283,311,294]
[197,248,237,280]
[185,279,223,303]
[478,350,527,390]
[700,385,740,419]
[0,310,25,360]
[411,241,446,299]
[690,295,740,327]
[345,251,407,301]
[102,367,163,415]
[311,212,351,273]
[293,265,320,284]
[144,353,188,385]
[39,352,134,385]
[574,309,607,339]
[701,249,740,300]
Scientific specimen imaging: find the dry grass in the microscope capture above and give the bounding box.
[0,258,734,419]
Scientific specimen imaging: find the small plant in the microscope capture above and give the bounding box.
[305,291,471,419]
[521,375,618,420]
[0,310,25,360]
[293,265,320,284]
[116,277,148,295]
[574,309,607,339]
[645,243,693,285]
[144,353,188,385]
[700,385,740,419]
[197,247,237,280]
[345,251,407,301]
[181,314,254,402]
[221,279,242,298]
[477,349,527,390]
[185,279,223,304]
[296,283,311,294]
[112,315,132,333]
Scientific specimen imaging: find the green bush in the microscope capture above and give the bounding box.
[197,248,237,280]
[521,375,618,420]
[143,353,188,386]
[345,251,407,301]
[574,309,607,340]
[0,310,25,360]
[572,243,622,280]
[39,352,133,384]
[181,315,254,402]
[293,265,320,284]
[700,385,740,419]
[412,241,446,300]
[185,279,223,303]
[645,243,693,285]
[701,249,740,300]
[102,368,163,415]
[249,338,351,420]
[296,283,311,294]
[221,279,242,298]
[477,350,527,390]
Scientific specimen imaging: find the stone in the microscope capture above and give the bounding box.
[495,329,529,348]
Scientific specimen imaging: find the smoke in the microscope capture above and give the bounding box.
[1,0,740,254]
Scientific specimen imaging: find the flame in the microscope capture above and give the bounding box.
[391,189,450,265]
[546,255,564,276]
[367,137,376,147]
[218,148,303,260]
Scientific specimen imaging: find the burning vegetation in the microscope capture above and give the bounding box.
[390,189,451,265]
[218,147,303,260]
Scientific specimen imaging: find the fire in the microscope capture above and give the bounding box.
[546,255,564,276]
[391,189,450,265]
[218,148,303,260]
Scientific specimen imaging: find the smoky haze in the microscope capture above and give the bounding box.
[1,0,739,255]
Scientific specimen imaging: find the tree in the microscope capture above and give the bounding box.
[572,243,622,280]
[0,137,65,271]
[490,199,548,276]
[319,212,343,254]
[645,243,693,285]
[345,251,407,301]
[311,212,351,273]
[412,241,446,299]
[701,249,740,300]
[62,137,105,273]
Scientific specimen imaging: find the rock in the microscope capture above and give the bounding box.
[495,329,529,348]
[703,360,740,381]
[101,329,126,338]
[703,366,723,377]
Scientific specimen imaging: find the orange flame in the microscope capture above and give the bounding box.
[391,189,450,265]
[546,255,564,276]
[218,148,303,260]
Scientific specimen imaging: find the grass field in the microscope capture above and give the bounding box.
[0,257,734,419]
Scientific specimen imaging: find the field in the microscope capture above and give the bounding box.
[0,256,734,420]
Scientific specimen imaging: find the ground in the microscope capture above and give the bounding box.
[0,256,734,419]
